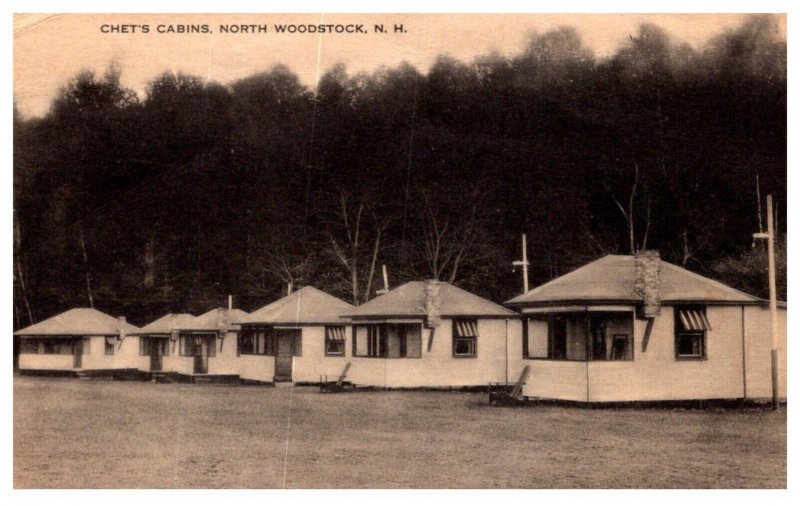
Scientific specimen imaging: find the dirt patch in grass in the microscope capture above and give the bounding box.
[13,376,786,488]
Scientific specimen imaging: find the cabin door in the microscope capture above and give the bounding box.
[193,337,209,374]
[73,339,83,369]
[274,330,296,381]
[150,338,163,372]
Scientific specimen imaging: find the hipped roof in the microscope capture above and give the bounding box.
[14,308,140,336]
[344,281,518,319]
[238,286,355,325]
[179,308,250,331]
[505,255,764,306]
[131,313,196,335]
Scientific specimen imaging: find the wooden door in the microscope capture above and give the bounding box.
[274,330,295,381]
[150,338,163,372]
[193,337,208,374]
[73,338,83,369]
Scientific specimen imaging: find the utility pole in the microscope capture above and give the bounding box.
[512,233,530,294]
[753,194,780,410]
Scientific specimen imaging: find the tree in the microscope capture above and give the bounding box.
[323,188,391,305]
[712,234,786,300]
[412,184,499,284]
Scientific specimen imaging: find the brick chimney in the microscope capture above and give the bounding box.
[423,280,442,328]
[634,251,661,317]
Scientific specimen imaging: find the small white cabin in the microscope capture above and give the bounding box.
[161,308,248,379]
[15,308,140,376]
[505,252,787,403]
[235,286,355,384]
[342,280,522,388]
[129,313,196,376]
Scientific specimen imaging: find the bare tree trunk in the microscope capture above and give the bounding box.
[656,88,667,177]
[14,213,34,324]
[79,227,94,308]
[681,228,690,267]
[448,247,466,283]
[605,162,638,254]
[144,235,155,288]
[364,227,383,302]
[627,163,638,253]
[756,171,763,232]
[350,211,360,304]
[16,256,33,325]
[641,196,651,251]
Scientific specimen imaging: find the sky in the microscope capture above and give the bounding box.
[13,13,787,118]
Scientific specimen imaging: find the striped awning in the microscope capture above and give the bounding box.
[455,320,479,337]
[326,326,346,341]
[678,310,711,331]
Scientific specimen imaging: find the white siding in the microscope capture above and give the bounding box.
[19,335,146,372]
[520,360,588,401]
[346,318,521,388]
[159,331,240,376]
[743,306,787,399]
[520,305,788,402]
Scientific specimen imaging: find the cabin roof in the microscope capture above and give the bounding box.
[13,307,140,336]
[505,255,764,306]
[176,308,250,331]
[344,281,518,319]
[131,313,197,334]
[238,286,355,325]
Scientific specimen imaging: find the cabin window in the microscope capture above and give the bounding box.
[589,313,634,361]
[548,317,569,359]
[19,340,39,354]
[104,337,116,355]
[675,306,710,359]
[140,337,170,356]
[354,323,421,358]
[544,313,634,361]
[325,326,346,356]
[388,324,421,358]
[523,318,549,359]
[179,334,217,357]
[179,335,190,356]
[239,327,275,356]
[453,319,478,358]
[354,324,385,357]
[40,338,73,355]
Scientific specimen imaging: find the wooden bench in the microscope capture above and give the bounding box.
[489,365,531,406]
[320,362,352,393]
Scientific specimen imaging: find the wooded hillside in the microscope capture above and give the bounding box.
[13,16,786,326]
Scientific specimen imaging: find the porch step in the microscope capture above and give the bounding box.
[274,381,295,388]
[187,374,240,384]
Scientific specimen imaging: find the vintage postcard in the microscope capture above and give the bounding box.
[12,12,787,490]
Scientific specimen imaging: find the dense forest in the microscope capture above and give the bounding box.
[13,16,786,327]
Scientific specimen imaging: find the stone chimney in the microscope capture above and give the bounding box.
[423,280,442,328]
[217,308,229,338]
[633,250,661,318]
[169,313,179,342]
[117,316,127,340]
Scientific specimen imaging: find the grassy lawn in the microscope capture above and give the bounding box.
[13,375,786,488]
